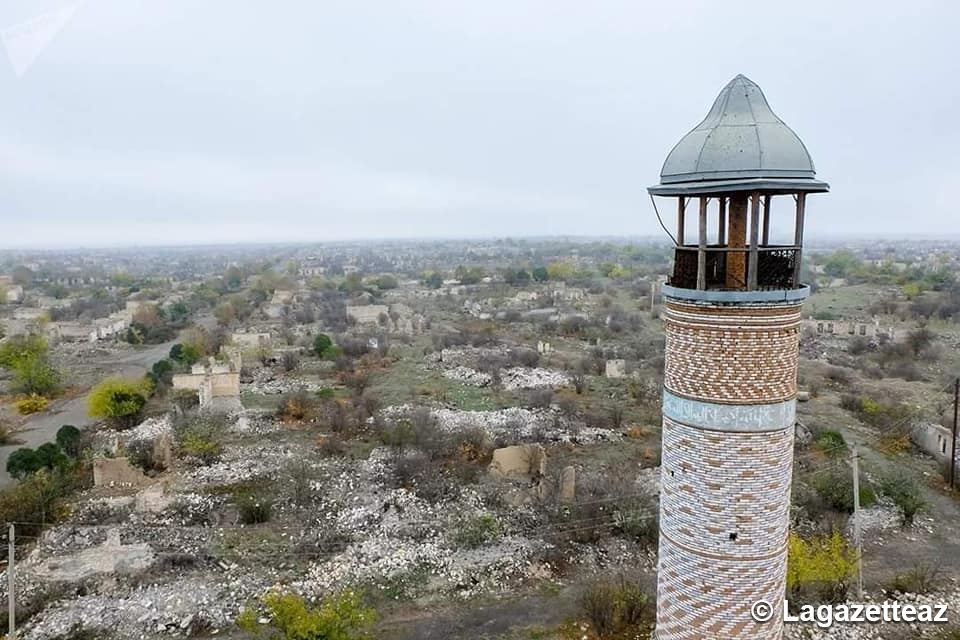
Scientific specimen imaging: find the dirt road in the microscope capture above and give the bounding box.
[0,340,176,489]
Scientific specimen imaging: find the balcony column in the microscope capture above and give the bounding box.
[793,193,806,286]
[697,197,708,290]
[717,197,727,245]
[748,192,761,290]
[762,195,771,245]
[725,195,748,288]
[677,197,686,245]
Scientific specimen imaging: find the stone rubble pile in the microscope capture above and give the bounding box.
[21,575,267,640]
[380,405,620,444]
[500,367,570,390]
[442,366,493,387]
[91,415,174,454]
[245,369,327,395]
[185,443,300,485]
[434,345,512,368]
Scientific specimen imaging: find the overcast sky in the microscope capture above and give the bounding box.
[1,0,957,249]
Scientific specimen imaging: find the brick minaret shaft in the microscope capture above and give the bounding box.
[655,296,804,640]
[646,75,829,640]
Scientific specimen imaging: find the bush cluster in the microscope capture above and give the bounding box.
[579,574,652,639]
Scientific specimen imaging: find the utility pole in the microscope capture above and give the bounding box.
[7,522,14,640]
[951,377,959,490]
[852,447,864,600]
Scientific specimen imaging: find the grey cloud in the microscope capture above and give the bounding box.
[1,0,957,247]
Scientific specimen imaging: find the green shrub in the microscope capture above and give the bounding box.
[6,443,71,480]
[15,393,50,415]
[453,514,501,549]
[174,414,226,465]
[878,472,926,525]
[316,387,336,400]
[237,590,375,640]
[0,467,90,557]
[813,430,847,457]
[787,531,857,603]
[886,562,941,595]
[87,377,152,429]
[180,431,223,465]
[811,469,875,514]
[579,575,652,639]
[313,333,334,357]
[56,425,83,458]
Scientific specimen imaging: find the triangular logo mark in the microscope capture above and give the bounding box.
[2,1,84,77]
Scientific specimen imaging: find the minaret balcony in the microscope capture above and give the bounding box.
[669,244,801,291]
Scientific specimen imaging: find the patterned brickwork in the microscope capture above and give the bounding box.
[659,417,793,555]
[657,533,786,640]
[656,293,802,640]
[663,299,803,404]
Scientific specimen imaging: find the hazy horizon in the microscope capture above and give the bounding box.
[2,1,958,248]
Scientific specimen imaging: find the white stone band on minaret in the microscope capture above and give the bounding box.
[662,389,796,433]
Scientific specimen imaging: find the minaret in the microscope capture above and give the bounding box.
[648,75,828,640]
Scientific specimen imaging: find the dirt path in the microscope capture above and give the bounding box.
[0,340,176,489]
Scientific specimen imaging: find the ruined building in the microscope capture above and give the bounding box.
[648,75,828,639]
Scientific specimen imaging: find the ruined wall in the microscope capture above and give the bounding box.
[656,294,804,640]
[346,305,389,325]
[172,373,203,391]
[210,372,240,397]
[93,457,150,487]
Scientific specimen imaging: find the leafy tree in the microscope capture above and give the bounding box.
[56,425,82,458]
[531,266,549,282]
[11,265,34,286]
[6,448,42,480]
[6,443,69,479]
[150,359,175,386]
[87,377,152,429]
[787,531,858,602]
[214,302,237,327]
[170,342,202,366]
[879,472,926,525]
[454,265,486,285]
[111,271,135,287]
[906,326,934,356]
[546,260,575,281]
[0,333,47,368]
[374,275,398,290]
[313,333,334,357]
[0,334,61,397]
[424,272,444,289]
[166,301,190,324]
[503,268,531,285]
[822,250,861,279]
[224,265,244,290]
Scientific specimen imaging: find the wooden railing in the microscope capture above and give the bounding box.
[669,245,800,291]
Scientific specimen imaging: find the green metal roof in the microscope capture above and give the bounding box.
[649,75,828,195]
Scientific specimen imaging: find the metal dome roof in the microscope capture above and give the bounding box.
[651,75,827,194]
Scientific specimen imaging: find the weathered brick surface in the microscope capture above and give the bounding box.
[657,533,786,639]
[659,418,793,555]
[656,295,801,640]
[663,300,802,404]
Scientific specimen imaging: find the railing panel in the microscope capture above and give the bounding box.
[669,246,799,291]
